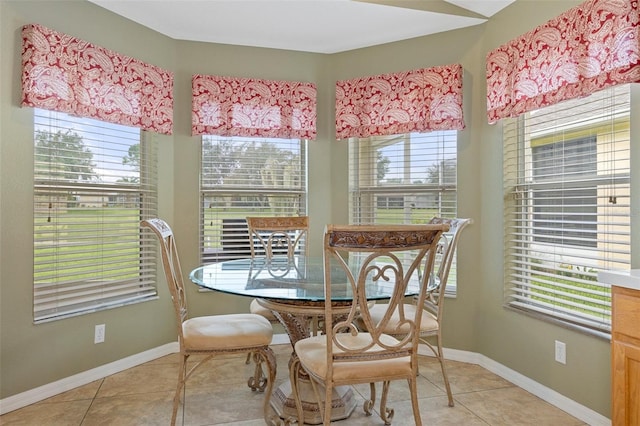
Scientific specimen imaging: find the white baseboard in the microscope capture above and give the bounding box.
[435,346,611,426]
[0,336,611,426]
[0,342,178,415]
[271,333,291,345]
[0,337,290,415]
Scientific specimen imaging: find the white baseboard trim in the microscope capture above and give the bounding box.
[271,333,291,345]
[0,337,290,415]
[0,342,178,415]
[437,346,611,426]
[1,336,611,426]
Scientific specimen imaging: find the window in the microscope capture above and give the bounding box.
[503,85,631,334]
[532,136,597,248]
[348,131,459,289]
[200,135,307,263]
[33,109,158,322]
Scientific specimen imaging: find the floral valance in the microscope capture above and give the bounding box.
[486,0,640,124]
[335,64,464,140]
[192,75,317,139]
[22,23,174,135]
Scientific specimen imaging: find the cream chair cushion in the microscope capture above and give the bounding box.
[294,333,412,382]
[250,298,278,322]
[183,314,273,351]
[368,303,438,334]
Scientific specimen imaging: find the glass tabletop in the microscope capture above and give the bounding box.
[189,255,421,302]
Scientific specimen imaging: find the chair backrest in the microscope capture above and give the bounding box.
[141,218,188,341]
[423,217,472,316]
[246,216,309,259]
[322,224,448,371]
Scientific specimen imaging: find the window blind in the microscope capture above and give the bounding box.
[200,135,307,264]
[349,131,457,223]
[34,109,158,322]
[503,85,631,334]
[348,131,460,289]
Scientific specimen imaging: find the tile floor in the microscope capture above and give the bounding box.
[1,344,586,425]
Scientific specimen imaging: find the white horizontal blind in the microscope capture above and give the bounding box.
[34,109,158,322]
[348,131,460,289]
[200,135,307,263]
[503,85,631,334]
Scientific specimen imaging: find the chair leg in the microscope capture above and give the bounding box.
[289,356,305,425]
[421,335,455,407]
[256,346,279,425]
[363,382,376,416]
[172,354,188,426]
[436,335,454,407]
[407,376,422,426]
[379,380,395,425]
[248,351,267,391]
[323,383,332,426]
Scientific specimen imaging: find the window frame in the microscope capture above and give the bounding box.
[502,85,632,336]
[33,109,159,323]
[199,135,308,265]
[348,130,460,293]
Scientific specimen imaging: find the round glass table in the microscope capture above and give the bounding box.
[189,255,421,424]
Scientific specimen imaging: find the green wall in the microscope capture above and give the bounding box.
[1,0,618,419]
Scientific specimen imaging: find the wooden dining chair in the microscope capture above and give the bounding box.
[290,224,448,426]
[141,218,277,426]
[366,217,472,407]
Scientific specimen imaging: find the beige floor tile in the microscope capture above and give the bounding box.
[0,346,587,426]
[270,392,379,426]
[211,420,270,426]
[97,363,178,398]
[351,375,447,404]
[377,395,490,426]
[421,359,515,394]
[180,385,273,425]
[0,399,91,425]
[83,390,174,425]
[185,356,263,389]
[455,386,587,425]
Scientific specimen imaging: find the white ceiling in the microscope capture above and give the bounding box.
[88,0,515,54]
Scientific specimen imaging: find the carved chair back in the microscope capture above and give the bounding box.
[246,216,309,259]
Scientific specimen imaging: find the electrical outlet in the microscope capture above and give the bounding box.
[94,324,105,344]
[555,340,566,364]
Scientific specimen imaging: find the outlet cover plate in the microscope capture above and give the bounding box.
[555,340,566,364]
[95,324,105,344]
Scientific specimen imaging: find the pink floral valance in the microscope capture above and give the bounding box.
[486,0,640,124]
[192,75,316,139]
[22,23,174,135]
[335,64,464,140]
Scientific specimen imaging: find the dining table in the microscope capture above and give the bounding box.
[189,254,422,424]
